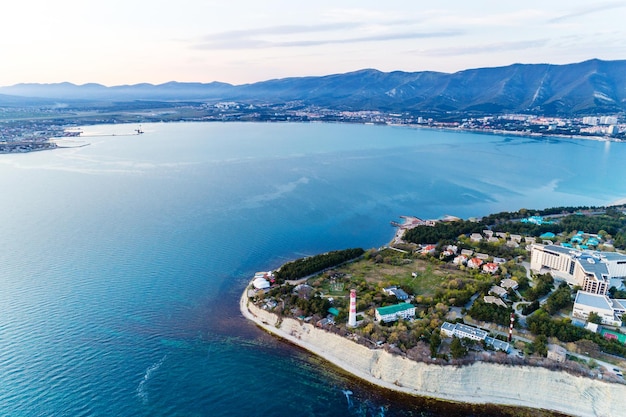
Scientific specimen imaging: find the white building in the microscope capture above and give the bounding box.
[530,244,626,295]
[375,303,415,323]
[441,322,510,352]
[572,291,625,326]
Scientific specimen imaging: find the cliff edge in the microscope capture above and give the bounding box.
[241,290,626,417]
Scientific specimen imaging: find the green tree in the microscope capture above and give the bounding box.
[588,311,602,324]
[450,337,467,358]
[429,332,441,358]
[533,334,548,357]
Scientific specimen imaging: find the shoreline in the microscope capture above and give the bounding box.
[240,287,626,417]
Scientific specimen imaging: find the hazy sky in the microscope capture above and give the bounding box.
[2,0,625,86]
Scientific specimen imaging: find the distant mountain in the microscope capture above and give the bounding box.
[1,59,625,115]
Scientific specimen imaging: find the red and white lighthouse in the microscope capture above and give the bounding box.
[348,289,357,327]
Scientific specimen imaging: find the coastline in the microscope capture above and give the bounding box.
[240,288,626,417]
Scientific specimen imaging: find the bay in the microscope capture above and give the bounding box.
[0,121,624,416]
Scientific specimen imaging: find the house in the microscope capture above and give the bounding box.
[496,232,508,239]
[470,233,483,242]
[420,244,437,255]
[484,295,507,308]
[547,344,567,363]
[461,249,474,257]
[483,230,494,238]
[500,278,519,291]
[475,252,489,260]
[383,286,409,301]
[375,303,415,322]
[510,234,522,243]
[482,263,499,274]
[467,257,483,269]
[572,291,625,326]
[489,285,508,297]
[453,254,468,266]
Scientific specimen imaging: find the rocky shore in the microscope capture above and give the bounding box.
[240,289,626,417]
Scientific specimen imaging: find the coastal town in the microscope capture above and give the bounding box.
[241,206,626,416]
[1,100,625,154]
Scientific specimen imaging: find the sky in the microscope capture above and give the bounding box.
[1,0,625,86]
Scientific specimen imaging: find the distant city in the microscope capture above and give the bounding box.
[0,101,624,153]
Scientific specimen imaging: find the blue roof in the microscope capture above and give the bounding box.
[540,232,555,238]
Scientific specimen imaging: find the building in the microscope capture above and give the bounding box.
[547,344,567,363]
[383,286,409,301]
[467,257,483,269]
[441,322,510,352]
[530,244,626,295]
[572,291,625,326]
[500,278,519,291]
[375,303,415,323]
[453,254,468,265]
[489,285,508,298]
[482,263,499,274]
[484,295,507,308]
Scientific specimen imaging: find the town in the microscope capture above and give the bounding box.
[1,101,625,154]
[246,206,626,383]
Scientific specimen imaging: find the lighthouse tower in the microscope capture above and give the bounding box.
[348,289,357,327]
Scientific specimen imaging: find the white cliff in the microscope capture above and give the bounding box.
[241,292,626,417]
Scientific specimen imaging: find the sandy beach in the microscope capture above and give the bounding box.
[240,288,626,417]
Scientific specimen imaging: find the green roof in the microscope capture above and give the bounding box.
[376,303,414,315]
[328,307,340,316]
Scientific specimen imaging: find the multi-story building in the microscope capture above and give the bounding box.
[375,303,415,323]
[572,291,625,326]
[530,244,626,295]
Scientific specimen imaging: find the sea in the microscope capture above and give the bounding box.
[1,121,624,417]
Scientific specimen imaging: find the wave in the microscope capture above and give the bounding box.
[136,355,167,405]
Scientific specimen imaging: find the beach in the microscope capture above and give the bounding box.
[240,288,626,417]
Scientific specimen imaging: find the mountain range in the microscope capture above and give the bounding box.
[1,59,625,116]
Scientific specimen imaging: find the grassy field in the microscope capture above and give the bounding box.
[309,249,476,300]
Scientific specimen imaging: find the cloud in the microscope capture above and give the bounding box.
[417,39,549,57]
[192,21,463,50]
[549,1,626,23]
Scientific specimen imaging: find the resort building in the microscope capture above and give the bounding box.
[530,244,626,295]
[500,278,519,291]
[441,322,510,352]
[484,295,507,308]
[489,285,508,298]
[383,287,409,301]
[572,291,626,326]
[375,303,415,323]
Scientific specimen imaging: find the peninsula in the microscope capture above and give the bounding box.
[240,206,626,417]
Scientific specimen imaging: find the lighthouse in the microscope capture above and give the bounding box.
[348,289,357,327]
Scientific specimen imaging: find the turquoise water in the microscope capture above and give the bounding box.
[0,121,624,416]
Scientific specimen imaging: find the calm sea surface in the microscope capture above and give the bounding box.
[1,122,624,417]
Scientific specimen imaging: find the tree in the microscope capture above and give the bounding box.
[533,334,548,357]
[429,332,441,358]
[450,337,467,358]
[588,311,602,324]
